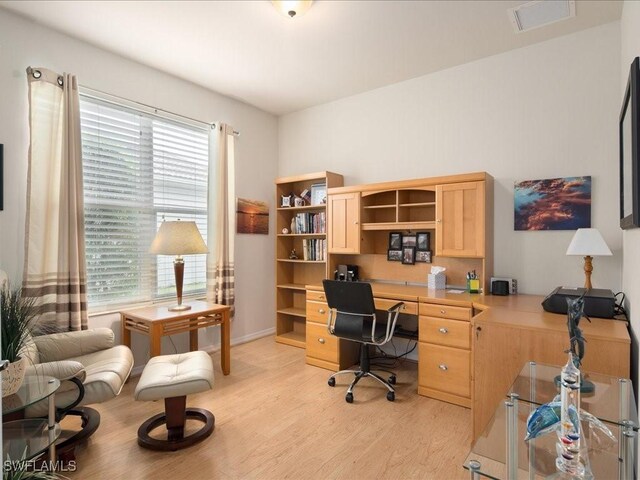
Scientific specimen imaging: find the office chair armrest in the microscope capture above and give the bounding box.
[326,308,337,334]
[386,302,404,313]
[375,302,404,345]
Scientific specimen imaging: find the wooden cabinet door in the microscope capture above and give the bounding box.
[327,192,361,254]
[436,181,485,257]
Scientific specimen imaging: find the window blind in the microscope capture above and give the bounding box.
[80,95,209,309]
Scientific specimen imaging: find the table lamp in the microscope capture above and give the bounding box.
[149,220,208,311]
[566,228,612,290]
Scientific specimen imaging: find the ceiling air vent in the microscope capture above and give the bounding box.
[508,0,576,33]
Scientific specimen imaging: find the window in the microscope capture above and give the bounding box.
[80,94,209,309]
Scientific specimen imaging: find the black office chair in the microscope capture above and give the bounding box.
[322,280,403,403]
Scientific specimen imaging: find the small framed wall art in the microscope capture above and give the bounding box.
[401,247,415,265]
[387,249,402,261]
[389,232,402,250]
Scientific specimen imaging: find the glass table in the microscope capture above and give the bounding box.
[2,375,61,463]
[464,362,638,479]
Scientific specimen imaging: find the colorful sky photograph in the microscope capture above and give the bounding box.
[514,176,591,231]
[236,197,269,234]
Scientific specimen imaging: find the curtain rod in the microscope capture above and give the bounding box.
[80,85,240,136]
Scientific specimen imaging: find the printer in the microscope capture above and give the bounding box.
[542,287,616,319]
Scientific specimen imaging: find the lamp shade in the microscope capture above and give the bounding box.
[566,228,612,256]
[149,221,207,255]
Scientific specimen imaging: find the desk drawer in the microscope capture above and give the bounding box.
[307,290,327,302]
[419,316,470,349]
[306,321,338,363]
[306,301,329,324]
[375,298,418,316]
[420,303,471,321]
[419,343,470,398]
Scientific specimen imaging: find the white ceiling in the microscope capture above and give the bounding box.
[0,0,622,115]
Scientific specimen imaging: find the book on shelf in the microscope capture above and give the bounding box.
[301,238,326,261]
[291,211,326,234]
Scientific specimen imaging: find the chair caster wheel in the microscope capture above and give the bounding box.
[328,378,336,387]
[345,392,354,403]
[387,391,395,402]
[388,375,396,385]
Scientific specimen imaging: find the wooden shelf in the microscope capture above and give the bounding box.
[363,204,395,210]
[276,283,307,291]
[277,233,326,237]
[361,221,436,231]
[277,259,326,263]
[276,307,306,318]
[399,202,436,207]
[277,205,325,212]
[275,331,306,348]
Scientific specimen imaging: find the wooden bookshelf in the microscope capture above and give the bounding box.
[274,171,343,348]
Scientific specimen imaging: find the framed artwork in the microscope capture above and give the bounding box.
[514,176,591,231]
[0,144,3,211]
[402,234,416,248]
[416,232,430,251]
[401,247,415,265]
[310,183,327,206]
[389,232,402,249]
[387,249,402,261]
[415,250,432,263]
[236,198,269,234]
[620,57,640,229]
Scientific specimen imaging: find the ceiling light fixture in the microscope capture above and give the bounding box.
[272,0,313,18]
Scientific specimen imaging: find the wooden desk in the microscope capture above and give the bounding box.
[120,300,231,375]
[306,283,630,439]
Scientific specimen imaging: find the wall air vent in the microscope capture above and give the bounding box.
[508,0,575,33]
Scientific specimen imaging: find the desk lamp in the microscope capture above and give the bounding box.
[149,220,207,311]
[565,228,612,289]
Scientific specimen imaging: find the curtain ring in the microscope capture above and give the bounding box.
[57,76,64,86]
[32,69,42,79]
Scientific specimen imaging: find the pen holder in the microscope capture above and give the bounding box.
[467,279,480,294]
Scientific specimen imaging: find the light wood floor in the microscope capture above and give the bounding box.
[66,336,472,479]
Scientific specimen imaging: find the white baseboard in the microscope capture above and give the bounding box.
[129,326,276,377]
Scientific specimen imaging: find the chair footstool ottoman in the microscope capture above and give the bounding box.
[134,351,215,451]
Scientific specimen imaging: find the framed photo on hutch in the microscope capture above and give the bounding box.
[389,232,402,249]
[401,247,415,265]
[387,249,402,261]
[310,183,327,206]
[416,232,430,251]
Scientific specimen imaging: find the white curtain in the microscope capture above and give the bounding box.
[207,123,235,313]
[23,67,88,331]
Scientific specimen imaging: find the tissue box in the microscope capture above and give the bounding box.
[428,272,446,290]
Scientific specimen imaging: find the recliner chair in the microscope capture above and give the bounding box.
[21,328,134,457]
[322,280,403,403]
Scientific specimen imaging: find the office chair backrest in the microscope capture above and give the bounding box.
[322,280,376,315]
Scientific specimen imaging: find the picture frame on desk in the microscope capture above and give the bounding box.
[387,249,402,261]
[402,247,415,265]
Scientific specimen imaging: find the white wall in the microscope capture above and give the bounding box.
[279,22,622,296]
[0,9,278,368]
[620,0,640,422]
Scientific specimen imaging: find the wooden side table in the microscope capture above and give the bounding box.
[120,300,230,375]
